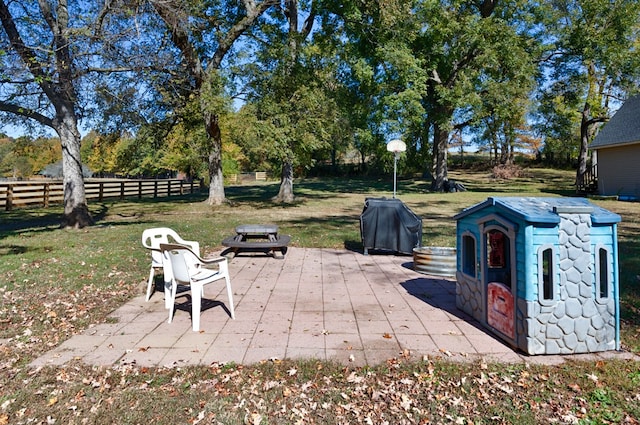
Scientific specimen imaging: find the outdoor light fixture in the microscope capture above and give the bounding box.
[387,139,406,198]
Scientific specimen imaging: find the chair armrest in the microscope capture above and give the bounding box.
[160,243,198,256]
[200,256,227,265]
[159,243,225,266]
[174,237,200,256]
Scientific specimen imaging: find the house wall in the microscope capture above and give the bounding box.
[597,144,640,198]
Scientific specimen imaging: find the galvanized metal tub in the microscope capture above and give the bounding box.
[413,246,457,277]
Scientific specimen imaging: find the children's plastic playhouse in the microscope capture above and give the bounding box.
[454,197,621,355]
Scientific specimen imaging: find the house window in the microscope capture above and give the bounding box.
[597,246,610,299]
[462,234,477,277]
[538,245,556,303]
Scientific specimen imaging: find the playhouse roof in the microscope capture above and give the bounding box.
[453,197,621,225]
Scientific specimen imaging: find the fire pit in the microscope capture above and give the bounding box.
[413,246,456,277]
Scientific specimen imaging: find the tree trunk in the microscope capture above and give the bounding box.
[57,108,93,228]
[576,62,603,189]
[430,122,449,191]
[274,160,295,203]
[0,0,92,228]
[151,0,275,206]
[576,102,592,187]
[500,138,509,165]
[204,111,226,205]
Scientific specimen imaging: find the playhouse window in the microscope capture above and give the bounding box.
[487,230,507,269]
[538,245,556,303]
[541,248,553,300]
[597,247,610,299]
[486,229,511,286]
[462,234,477,277]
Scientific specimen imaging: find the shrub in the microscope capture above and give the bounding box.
[491,164,527,179]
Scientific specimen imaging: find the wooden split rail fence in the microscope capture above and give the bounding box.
[0,179,203,211]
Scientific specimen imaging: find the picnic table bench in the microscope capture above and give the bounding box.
[222,224,290,259]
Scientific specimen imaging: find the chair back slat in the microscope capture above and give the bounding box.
[164,248,190,284]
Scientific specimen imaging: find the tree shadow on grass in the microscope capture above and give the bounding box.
[0,193,210,236]
[224,177,437,204]
[0,210,63,233]
[226,179,399,204]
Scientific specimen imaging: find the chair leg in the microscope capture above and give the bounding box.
[146,267,155,301]
[225,276,235,320]
[191,283,202,332]
[167,280,177,324]
[163,268,172,310]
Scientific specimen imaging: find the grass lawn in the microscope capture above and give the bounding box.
[0,167,639,424]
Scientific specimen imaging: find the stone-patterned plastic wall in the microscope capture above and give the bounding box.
[518,213,615,354]
[455,272,483,323]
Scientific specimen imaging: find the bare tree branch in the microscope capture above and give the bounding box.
[211,0,279,69]
[0,101,54,131]
[0,0,56,100]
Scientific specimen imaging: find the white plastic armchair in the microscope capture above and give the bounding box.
[160,243,235,332]
[141,228,200,304]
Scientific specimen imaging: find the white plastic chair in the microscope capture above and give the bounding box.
[160,243,235,332]
[141,228,200,304]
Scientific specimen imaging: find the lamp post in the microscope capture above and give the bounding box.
[387,139,406,198]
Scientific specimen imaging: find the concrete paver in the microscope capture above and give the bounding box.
[30,248,638,368]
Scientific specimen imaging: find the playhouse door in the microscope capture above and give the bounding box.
[485,230,515,339]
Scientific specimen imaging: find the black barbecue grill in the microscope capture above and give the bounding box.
[359,197,422,255]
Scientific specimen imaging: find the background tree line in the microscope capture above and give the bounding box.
[1,0,639,227]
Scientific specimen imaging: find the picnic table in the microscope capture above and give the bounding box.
[222,224,290,259]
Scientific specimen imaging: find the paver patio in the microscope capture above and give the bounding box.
[30,248,638,368]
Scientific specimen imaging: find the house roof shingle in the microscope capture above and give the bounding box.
[590,95,640,149]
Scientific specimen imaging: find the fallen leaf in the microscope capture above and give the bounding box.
[382,333,392,339]
[568,383,581,393]
[192,410,205,424]
[248,412,262,425]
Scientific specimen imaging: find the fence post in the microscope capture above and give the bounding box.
[167,180,171,197]
[43,183,50,208]
[120,181,125,200]
[138,180,143,199]
[179,180,184,195]
[154,180,158,198]
[6,184,13,211]
[99,181,104,201]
